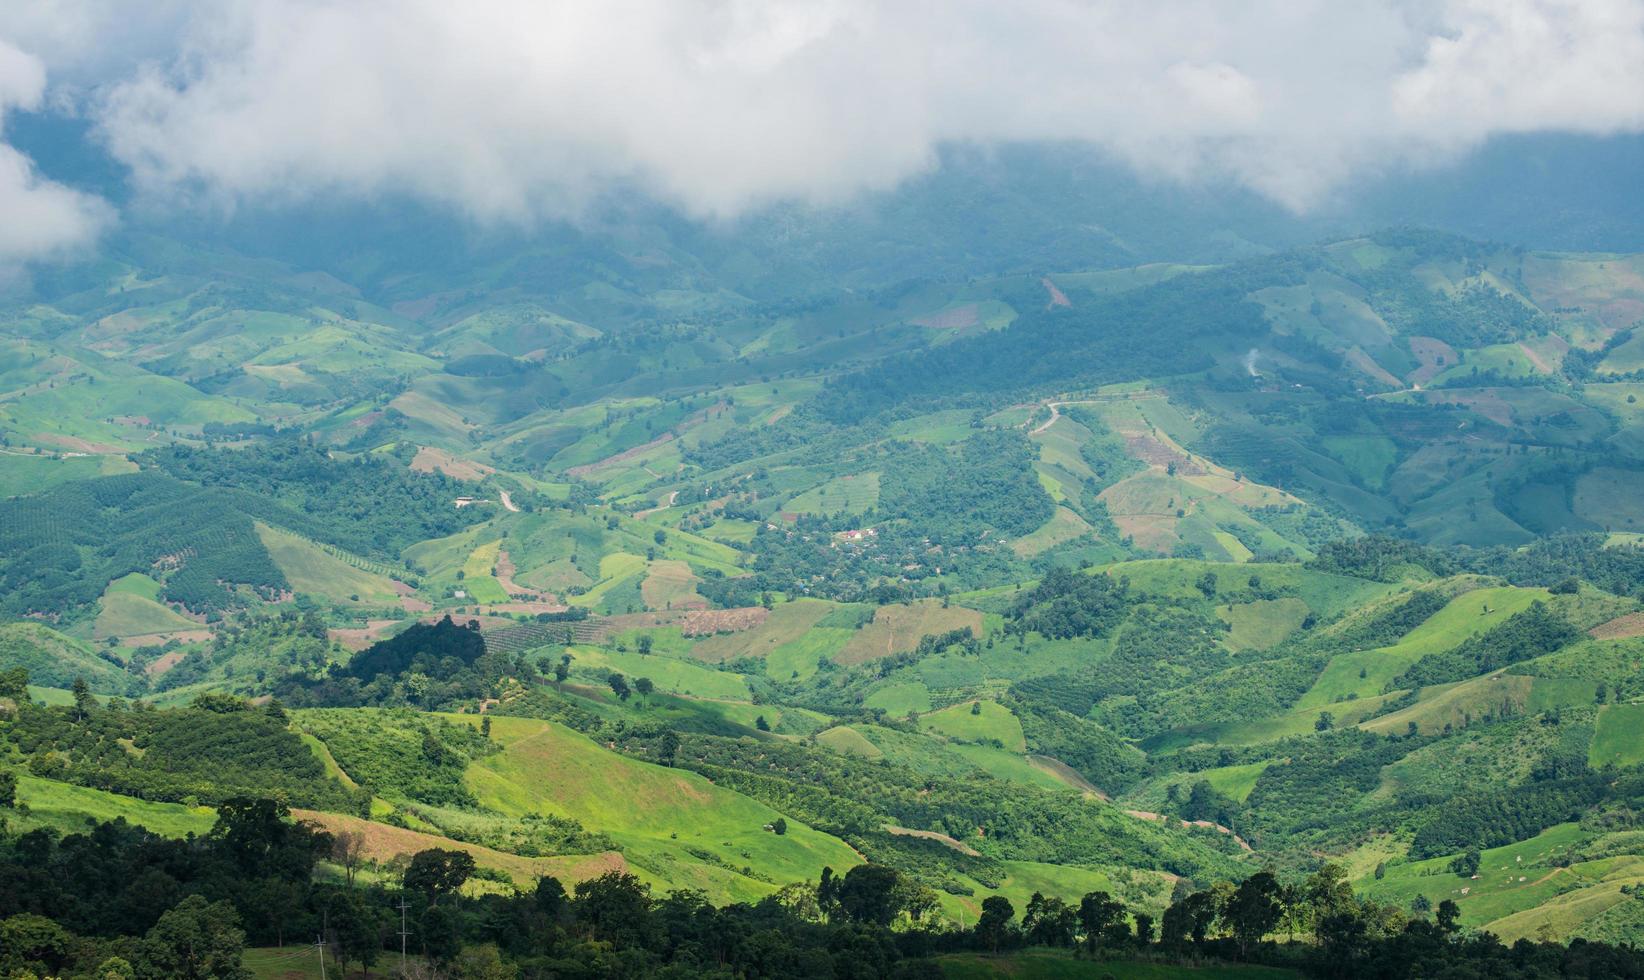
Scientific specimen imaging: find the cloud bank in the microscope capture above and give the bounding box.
[0,37,109,262]
[0,0,1641,252]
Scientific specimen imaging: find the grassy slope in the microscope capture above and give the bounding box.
[256,522,404,605]
[455,715,860,904]
[1297,586,1547,708]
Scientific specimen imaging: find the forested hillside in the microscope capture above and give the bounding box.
[3,223,1643,977]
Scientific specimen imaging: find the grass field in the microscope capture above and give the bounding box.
[836,601,985,665]
[689,599,834,663]
[1296,585,1545,708]
[865,680,934,715]
[93,584,204,641]
[256,522,403,605]
[640,559,702,610]
[1357,822,1644,939]
[784,472,880,516]
[13,774,217,837]
[0,620,132,691]
[0,451,135,498]
[764,626,855,681]
[1590,702,1644,769]
[455,716,859,903]
[567,552,647,611]
[1200,761,1272,802]
[939,950,1296,979]
[459,540,510,604]
[816,725,884,758]
[1012,506,1095,558]
[921,700,1027,753]
[1218,598,1310,652]
[566,645,753,700]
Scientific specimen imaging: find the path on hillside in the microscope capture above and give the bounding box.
[1029,391,1158,436]
[1124,809,1253,852]
[635,490,679,519]
[499,490,520,512]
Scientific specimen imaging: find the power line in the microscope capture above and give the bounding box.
[397,894,413,971]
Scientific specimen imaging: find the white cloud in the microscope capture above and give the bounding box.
[0,37,109,261]
[3,0,1643,226]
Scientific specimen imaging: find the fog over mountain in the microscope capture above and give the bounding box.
[1,0,1642,266]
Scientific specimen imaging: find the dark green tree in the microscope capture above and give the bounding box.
[975,896,1016,953]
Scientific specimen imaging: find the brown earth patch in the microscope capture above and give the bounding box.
[681,607,769,637]
[1408,336,1458,386]
[1041,277,1071,308]
[291,809,627,886]
[565,434,674,479]
[911,303,980,330]
[1027,755,1109,800]
[410,446,495,482]
[34,432,125,454]
[885,825,981,857]
[835,602,983,665]
[329,619,403,651]
[121,629,212,649]
[145,651,187,676]
[1591,612,1644,640]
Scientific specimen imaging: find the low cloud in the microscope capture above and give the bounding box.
[0,37,109,262]
[2,0,1643,230]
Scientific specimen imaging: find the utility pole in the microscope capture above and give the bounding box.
[397,895,413,971]
[318,908,329,980]
[315,933,327,980]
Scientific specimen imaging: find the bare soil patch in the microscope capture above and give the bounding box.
[911,303,980,329]
[885,825,981,857]
[681,607,769,637]
[410,446,495,482]
[1591,612,1644,640]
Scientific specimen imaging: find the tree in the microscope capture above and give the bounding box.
[453,943,517,979]
[72,676,93,721]
[574,871,652,944]
[1133,911,1154,946]
[975,895,1016,953]
[553,657,570,687]
[331,831,366,887]
[1225,871,1283,958]
[837,864,903,926]
[755,714,771,732]
[1316,711,1334,731]
[1450,851,1480,877]
[404,848,477,900]
[1077,890,1125,956]
[0,769,15,809]
[770,817,787,835]
[608,673,631,701]
[636,634,654,655]
[0,666,28,701]
[659,730,681,767]
[324,887,385,977]
[1436,899,1462,934]
[634,677,654,699]
[141,896,251,980]
[1,914,71,976]
[1024,892,1077,947]
[1196,571,1217,597]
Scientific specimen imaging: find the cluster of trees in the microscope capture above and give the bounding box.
[143,440,489,559]
[0,677,355,811]
[1394,601,1581,688]
[1004,566,1130,640]
[0,472,289,618]
[276,616,545,711]
[3,795,1643,978]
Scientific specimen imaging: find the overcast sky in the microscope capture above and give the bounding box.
[1,0,1641,261]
